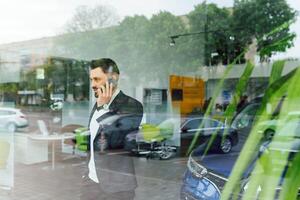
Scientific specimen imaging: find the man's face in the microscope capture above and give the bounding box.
[90,67,108,98]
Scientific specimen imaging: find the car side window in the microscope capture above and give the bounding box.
[207,119,222,128]
[183,119,202,130]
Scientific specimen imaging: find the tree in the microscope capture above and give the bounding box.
[109,15,151,79]
[147,12,187,76]
[54,4,120,60]
[188,3,233,66]
[63,5,120,33]
[109,12,187,81]
[232,0,297,61]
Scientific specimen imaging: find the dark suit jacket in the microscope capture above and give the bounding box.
[87,90,143,193]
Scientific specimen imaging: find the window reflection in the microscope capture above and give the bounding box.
[0,0,299,199]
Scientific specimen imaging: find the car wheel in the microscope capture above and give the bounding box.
[6,123,16,133]
[219,137,232,154]
[159,146,175,160]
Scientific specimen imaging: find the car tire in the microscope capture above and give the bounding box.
[219,137,232,154]
[159,146,175,160]
[6,123,16,133]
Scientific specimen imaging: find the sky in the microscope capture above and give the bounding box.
[0,0,299,58]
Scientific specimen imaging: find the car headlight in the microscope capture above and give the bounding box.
[187,154,208,178]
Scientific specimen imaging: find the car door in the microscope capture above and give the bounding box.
[200,118,220,135]
[107,115,138,149]
[181,118,202,139]
[180,118,203,155]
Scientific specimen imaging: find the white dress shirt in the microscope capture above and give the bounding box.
[88,88,120,183]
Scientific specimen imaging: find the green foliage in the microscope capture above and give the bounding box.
[268,60,285,86]
[109,15,152,78]
[221,66,298,200]
[54,1,296,82]
[0,83,18,93]
[232,0,296,60]
[188,3,233,66]
[56,11,188,82]
[147,12,188,77]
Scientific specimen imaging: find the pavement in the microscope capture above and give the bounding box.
[0,108,249,200]
[0,147,188,200]
[0,127,248,200]
[0,108,189,200]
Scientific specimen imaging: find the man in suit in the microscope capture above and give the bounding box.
[81,58,143,200]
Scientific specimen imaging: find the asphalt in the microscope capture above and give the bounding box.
[0,148,187,200]
[0,108,250,200]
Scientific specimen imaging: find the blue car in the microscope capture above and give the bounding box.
[181,150,240,200]
[181,117,300,200]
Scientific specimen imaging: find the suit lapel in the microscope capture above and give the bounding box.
[90,91,127,138]
[109,91,127,113]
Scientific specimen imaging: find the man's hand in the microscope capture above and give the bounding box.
[97,81,114,107]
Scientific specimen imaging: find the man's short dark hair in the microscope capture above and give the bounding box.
[90,58,120,74]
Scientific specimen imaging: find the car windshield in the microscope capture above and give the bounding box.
[231,103,260,129]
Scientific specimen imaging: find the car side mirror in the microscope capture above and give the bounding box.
[116,121,122,128]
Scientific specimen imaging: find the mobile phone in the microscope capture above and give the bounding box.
[108,77,117,87]
[107,66,117,88]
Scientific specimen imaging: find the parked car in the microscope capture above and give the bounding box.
[179,97,264,199]
[180,114,300,200]
[0,107,28,132]
[125,118,178,160]
[125,117,238,155]
[73,113,141,151]
[180,117,238,154]
[180,69,299,199]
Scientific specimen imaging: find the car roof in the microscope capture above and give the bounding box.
[183,116,221,122]
[181,117,223,128]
